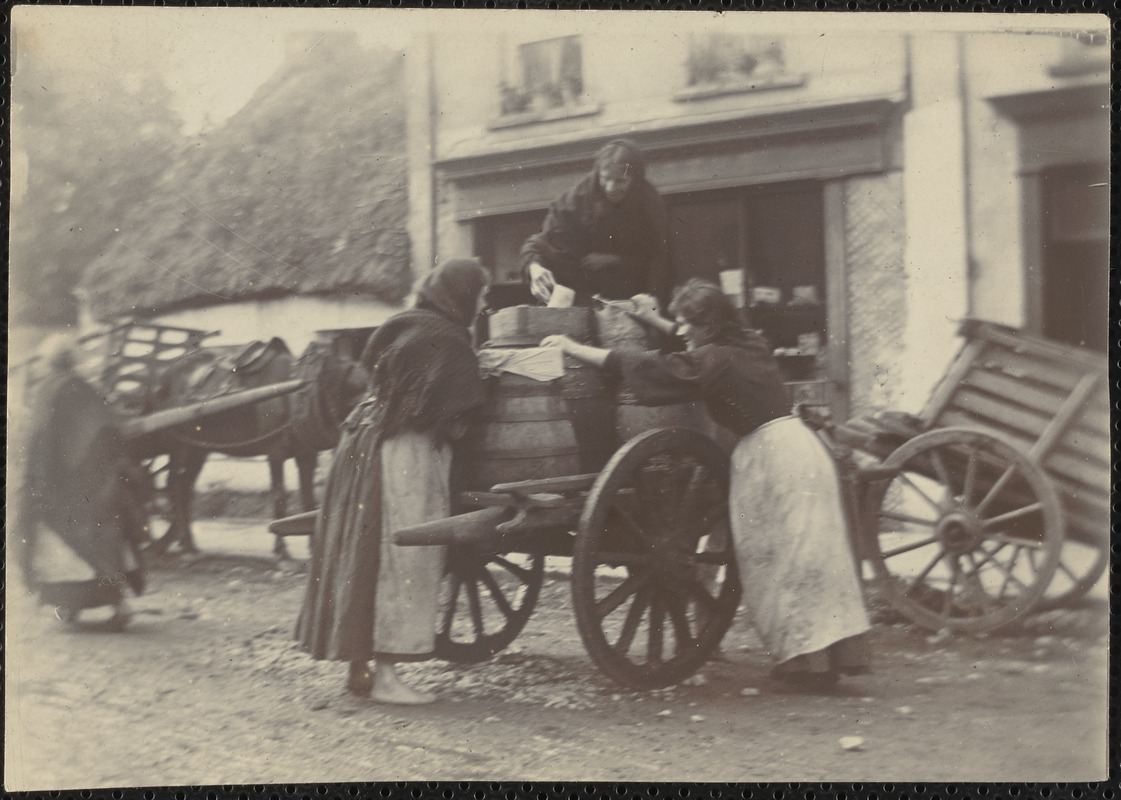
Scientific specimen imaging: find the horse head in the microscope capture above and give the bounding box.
[292,338,369,450]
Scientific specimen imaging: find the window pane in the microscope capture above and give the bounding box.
[1041,163,1108,351]
[515,36,583,111]
[667,196,742,289]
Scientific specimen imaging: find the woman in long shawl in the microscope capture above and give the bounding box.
[16,335,148,630]
[542,279,871,690]
[521,138,674,308]
[296,258,488,704]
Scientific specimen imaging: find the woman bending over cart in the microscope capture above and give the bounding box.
[542,279,871,690]
[296,258,489,703]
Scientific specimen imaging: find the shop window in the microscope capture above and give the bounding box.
[473,209,546,310]
[474,182,829,381]
[668,182,826,380]
[1039,163,1108,351]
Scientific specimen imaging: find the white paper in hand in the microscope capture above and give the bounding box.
[547,283,576,308]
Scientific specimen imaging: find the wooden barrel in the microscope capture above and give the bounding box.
[593,303,709,442]
[485,306,594,348]
[616,398,713,443]
[559,355,617,474]
[593,302,654,351]
[464,350,616,491]
[465,371,581,490]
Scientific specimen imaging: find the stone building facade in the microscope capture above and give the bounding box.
[404,14,1108,420]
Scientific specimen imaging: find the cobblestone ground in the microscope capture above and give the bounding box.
[4,520,1109,789]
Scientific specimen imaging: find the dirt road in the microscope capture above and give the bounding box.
[4,520,1108,789]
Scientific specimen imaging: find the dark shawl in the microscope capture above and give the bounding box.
[296,261,486,662]
[605,329,790,437]
[20,371,147,600]
[519,144,674,306]
[357,258,487,442]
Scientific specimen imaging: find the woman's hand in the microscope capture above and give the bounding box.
[629,293,661,324]
[626,293,676,336]
[528,262,555,304]
[541,335,611,368]
[540,334,575,354]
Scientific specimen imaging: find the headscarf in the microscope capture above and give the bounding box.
[414,258,489,328]
[356,258,489,441]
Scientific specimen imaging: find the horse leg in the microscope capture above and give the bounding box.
[169,447,207,554]
[268,453,291,560]
[297,451,318,512]
[149,448,184,555]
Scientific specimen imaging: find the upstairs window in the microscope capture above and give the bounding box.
[676,34,803,101]
[493,36,600,127]
[1049,30,1109,78]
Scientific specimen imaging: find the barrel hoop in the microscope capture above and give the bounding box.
[475,445,580,460]
[478,409,573,422]
[493,381,562,398]
[483,336,542,349]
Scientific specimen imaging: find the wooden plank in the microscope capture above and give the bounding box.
[964,456,1110,518]
[966,318,1106,374]
[963,368,1110,435]
[394,507,513,547]
[489,473,600,496]
[1063,509,1109,547]
[949,388,1051,440]
[938,409,1109,493]
[947,389,1111,468]
[1054,481,1111,522]
[946,390,1110,467]
[1049,465,1112,505]
[973,346,1094,394]
[962,367,1065,414]
[268,509,319,536]
[1027,372,1103,461]
[919,338,988,427]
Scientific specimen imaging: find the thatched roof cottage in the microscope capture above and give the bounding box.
[78,32,413,354]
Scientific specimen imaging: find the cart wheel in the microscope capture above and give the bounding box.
[1034,538,1108,611]
[573,428,740,690]
[434,545,545,663]
[865,427,1063,633]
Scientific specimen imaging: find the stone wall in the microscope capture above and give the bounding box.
[843,171,907,416]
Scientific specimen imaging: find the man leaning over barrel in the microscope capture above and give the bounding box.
[521,138,675,308]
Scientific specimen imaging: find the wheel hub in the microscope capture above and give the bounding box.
[936,510,984,555]
[650,535,692,580]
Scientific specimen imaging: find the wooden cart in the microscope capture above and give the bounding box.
[270,318,1108,688]
[810,318,1109,633]
[75,321,221,413]
[272,425,740,691]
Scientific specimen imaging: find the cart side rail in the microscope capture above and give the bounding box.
[919,319,1109,546]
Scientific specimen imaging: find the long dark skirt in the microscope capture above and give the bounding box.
[19,461,146,615]
[296,419,450,663]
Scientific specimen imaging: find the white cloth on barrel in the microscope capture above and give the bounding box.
[728,415,870,665]
[374,431,451,657]
[477,347,566,382]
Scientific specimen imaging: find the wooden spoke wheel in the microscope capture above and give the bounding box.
[1034,537,1108,611]
[865,427,1063,633]
[573,428,740,690]
[434,545,545,663]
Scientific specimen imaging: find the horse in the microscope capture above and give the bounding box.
[145,335,368,558]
